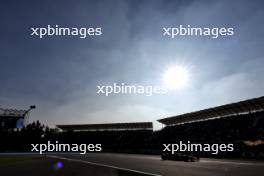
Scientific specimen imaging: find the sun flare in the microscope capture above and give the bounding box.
[163,65,190,90]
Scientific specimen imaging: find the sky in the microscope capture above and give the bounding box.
[0,0,264,129]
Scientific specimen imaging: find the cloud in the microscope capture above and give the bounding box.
[200,72,264,107]
[0,0,263,127]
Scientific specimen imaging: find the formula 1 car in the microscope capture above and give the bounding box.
[161,152,200,162]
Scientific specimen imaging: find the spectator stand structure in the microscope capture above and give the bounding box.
[158,96,264,126]
[0,105,36,131]
[57,122,153,132]
[156,96,264,158]
[56,122,154,153]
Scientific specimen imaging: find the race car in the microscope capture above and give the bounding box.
[161,152,200,162]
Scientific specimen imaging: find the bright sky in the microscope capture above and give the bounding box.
[0,0,264,130]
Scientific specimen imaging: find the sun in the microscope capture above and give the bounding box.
[162,65,190,90]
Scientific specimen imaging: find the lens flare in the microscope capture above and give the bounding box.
[16,118,24,129]
[163,65,190,90]
[54,161,63,171]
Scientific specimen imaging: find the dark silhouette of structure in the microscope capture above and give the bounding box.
[0,105,36,131]
[0,97,264,159]
[57,122,153,132]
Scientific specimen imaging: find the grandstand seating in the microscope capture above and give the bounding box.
[157,111,264,143]
[1,97,264,159]
[152,111,264,158]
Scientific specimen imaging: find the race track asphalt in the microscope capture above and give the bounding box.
[55,153,264,176]
[1,153,264,176]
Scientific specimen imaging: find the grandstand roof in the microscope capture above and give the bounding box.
[0,108,27,117]
[158,96,264,126]
[56,122,153,131]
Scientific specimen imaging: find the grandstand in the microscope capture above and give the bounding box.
[55,122,153,153]
[1,97,263,158]
[56,122,153,132]
[154,96,264,158]
[158,96,264,126]
[0,108,28,130]
[0,106,35,130]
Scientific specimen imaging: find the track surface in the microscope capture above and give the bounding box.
[0,156,118,176]
[54,153,264,176]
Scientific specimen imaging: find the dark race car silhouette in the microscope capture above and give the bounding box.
[161,152,200,162]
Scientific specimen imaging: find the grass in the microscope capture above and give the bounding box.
[0,156,39,165]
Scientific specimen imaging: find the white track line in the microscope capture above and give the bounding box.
[201,159,264,166]
[48,155,162,176]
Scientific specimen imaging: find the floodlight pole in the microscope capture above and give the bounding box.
[23,105,36,126]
